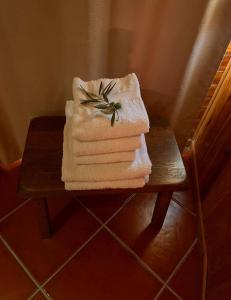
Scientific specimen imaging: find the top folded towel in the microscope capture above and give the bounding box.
[72,73,149,141]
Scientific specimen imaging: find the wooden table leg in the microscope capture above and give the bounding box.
[151,191,173,230]
[35,197,52,238]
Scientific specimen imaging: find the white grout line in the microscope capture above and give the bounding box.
[104,193,137,224]
[105,225,165,284]
[0,198,32,223]
[154,238,197,300]
[164,287,184,300]
[1,193,117,299]
[80,198,192,300]
[79,200,166,283]
[153,283,184,300]
[27,289,41,300]
[166,238,197,284]
[172,196,196,217]
[76,192,136,226]
[39,225,104,288]
[27,288,53,300]
[162,286,184,300]
[27,225,104,299]
[78,201,105,224]
[0,191,195,300]
[0,235,52,300]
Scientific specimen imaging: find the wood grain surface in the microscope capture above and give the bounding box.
[193,59,231,195]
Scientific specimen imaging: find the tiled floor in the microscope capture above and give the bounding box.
[0,161,203,300]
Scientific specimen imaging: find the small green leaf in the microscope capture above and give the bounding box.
[88,92,100,100]
[103,93,109,103]
[80,99,101,104]
[79,85,86,92]
[94,104,110,109]
[105,81,116,95]
[79,81,120,126]
[80,85,91,98]
[80,85,100,100]
[114,102,121,109]
[101,108,114,114]
[103,80,113,94]
[111,111,115,126]
[115,109,119,121]
[99,81,103,95]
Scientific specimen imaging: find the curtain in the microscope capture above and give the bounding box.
[0,0,230,164]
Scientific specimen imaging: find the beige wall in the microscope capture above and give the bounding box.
[0,0,229,163]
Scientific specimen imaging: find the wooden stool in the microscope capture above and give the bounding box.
[17,116,188,238]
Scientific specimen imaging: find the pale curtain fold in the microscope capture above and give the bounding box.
[0,0,230,164]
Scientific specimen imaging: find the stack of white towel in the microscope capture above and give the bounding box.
[62,73,152,190]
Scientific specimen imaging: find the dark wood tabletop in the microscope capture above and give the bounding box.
[18,116,188,198]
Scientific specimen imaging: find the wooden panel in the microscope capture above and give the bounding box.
[206,84,217,97]
[193,47,231,299]
[193,59,231,194]
[191,142,207,300]
[213,71,224,84]
[191,42,231,138]
[202,158,231,300]
[219,53,231,70]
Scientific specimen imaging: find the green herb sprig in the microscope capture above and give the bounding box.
[80,81,121,126]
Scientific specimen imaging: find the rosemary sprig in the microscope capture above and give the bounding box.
[80,80,121,126]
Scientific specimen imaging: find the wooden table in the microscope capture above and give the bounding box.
[18,116,188,238]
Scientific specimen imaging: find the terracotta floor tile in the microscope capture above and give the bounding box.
[158,288,179,299]
[47,195,75,220]
[45,229,162,300]
[203,188,231,300]
[30,291,47,299]
[0,240,36,299]
[206,285,231,300]
[0,198,100,283]
[169,243,203,300]
[172,190,196,214]
[78,192,132,222]
[0,162,25,219]
[108,193,196,280]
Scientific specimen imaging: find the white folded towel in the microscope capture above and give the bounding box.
[72,73,149,141]
[65,177,147,190]
[66,101,141,155]
[62,124,152,182]
[74,151,135,165]
[73,138,140,156]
